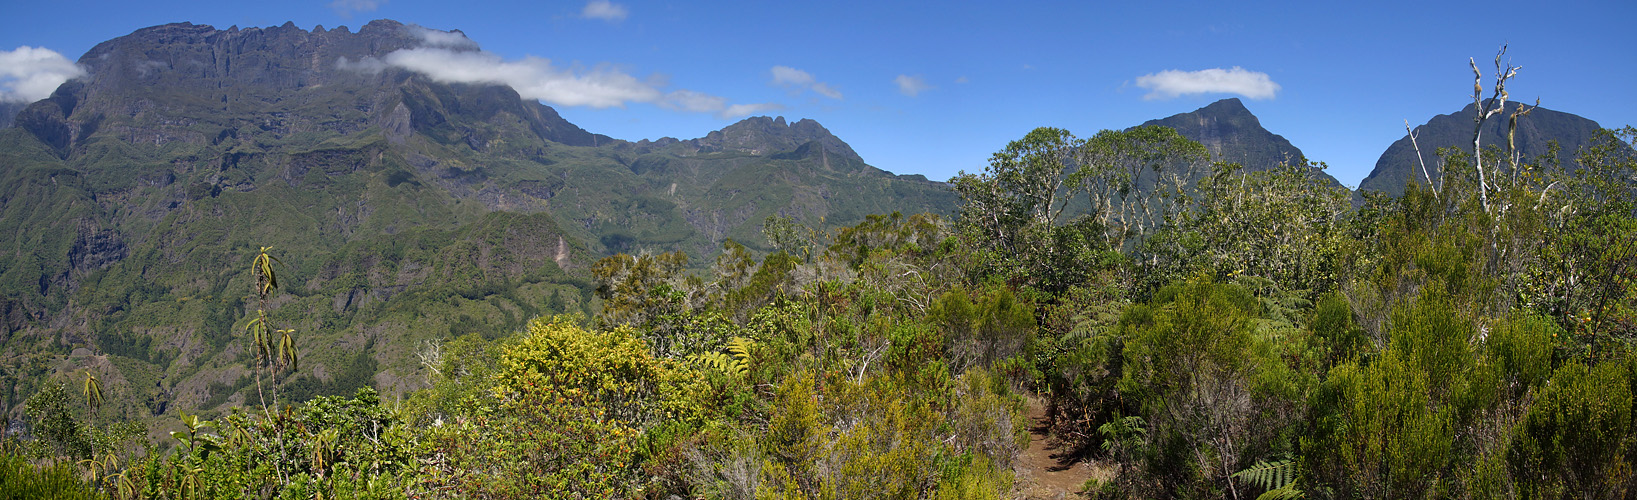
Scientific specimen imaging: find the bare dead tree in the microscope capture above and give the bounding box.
[415,339,444,384]
[1470,44,1523,214]
[1406,119,1436,197]
[1508,98,1539,181]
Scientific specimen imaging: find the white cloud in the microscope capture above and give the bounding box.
[771,66,814,86]
[894,74,932,97]
[329,0,385,18]
[379,48,658,108]
[954,76,969,84]
[810,82,842,100]
[661,90,725,113]
[721,103,783,119]
[662,90,782,119]
[582,0,629,22]
[0,46,85,103]
[335,56,387,73]
[770,65,842,100]
[345,47,768,118]
[1134,66,1280,100]
[404,24,478,50]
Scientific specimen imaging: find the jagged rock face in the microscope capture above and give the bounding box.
[12,20,605,157]
[686,116,862,161]
[1359,101,1610,196]
[76,21,416,95]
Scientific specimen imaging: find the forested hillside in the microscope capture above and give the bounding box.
[3,24,1636,500]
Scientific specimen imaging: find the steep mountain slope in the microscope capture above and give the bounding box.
[0,20,952,421]
[1140,98,1342,186]
[1359,101,1610,196]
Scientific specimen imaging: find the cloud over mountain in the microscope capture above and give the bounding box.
[721,103,783,119]
[403,24,478,49]
[332,25,772,117]
[1134,67,1280,100]
[0,46,85,103]
[379,48,659,108]
[660,90,782,118]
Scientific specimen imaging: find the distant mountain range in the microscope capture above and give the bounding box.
[0,19,1624,422]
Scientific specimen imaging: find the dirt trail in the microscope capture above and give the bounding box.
[1013,396,1112,499]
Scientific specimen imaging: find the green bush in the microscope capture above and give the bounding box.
[1509,361,1633,497]
[0,452,100,500]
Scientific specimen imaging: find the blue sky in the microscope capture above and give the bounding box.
[2,0,1634,186]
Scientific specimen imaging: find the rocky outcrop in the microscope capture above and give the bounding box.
[16,20,603,159]
[683,116,862,162]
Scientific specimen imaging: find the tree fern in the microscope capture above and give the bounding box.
[1232,458,1303,500]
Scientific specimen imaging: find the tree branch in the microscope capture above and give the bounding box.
[1406,120,1436,197]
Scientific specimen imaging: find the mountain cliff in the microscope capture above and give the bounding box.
[1359,100,1610,196]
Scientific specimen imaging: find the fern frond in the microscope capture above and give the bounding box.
[692,352,737,376]
[1233,458,1298,493]
[726,337,753,375]
[693,339,754,378]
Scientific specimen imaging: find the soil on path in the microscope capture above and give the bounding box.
[1013,396,1114,499]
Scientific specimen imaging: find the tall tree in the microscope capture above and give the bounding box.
[1070,125,1210,250]
[950,127,1078,254]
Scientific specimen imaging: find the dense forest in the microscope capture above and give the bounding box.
[4,56,1637,500]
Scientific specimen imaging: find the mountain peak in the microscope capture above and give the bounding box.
[1140,98,1328,183]
[1190,98,1262,126]
[689,116,862,161]
[1201,97,1248,112]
